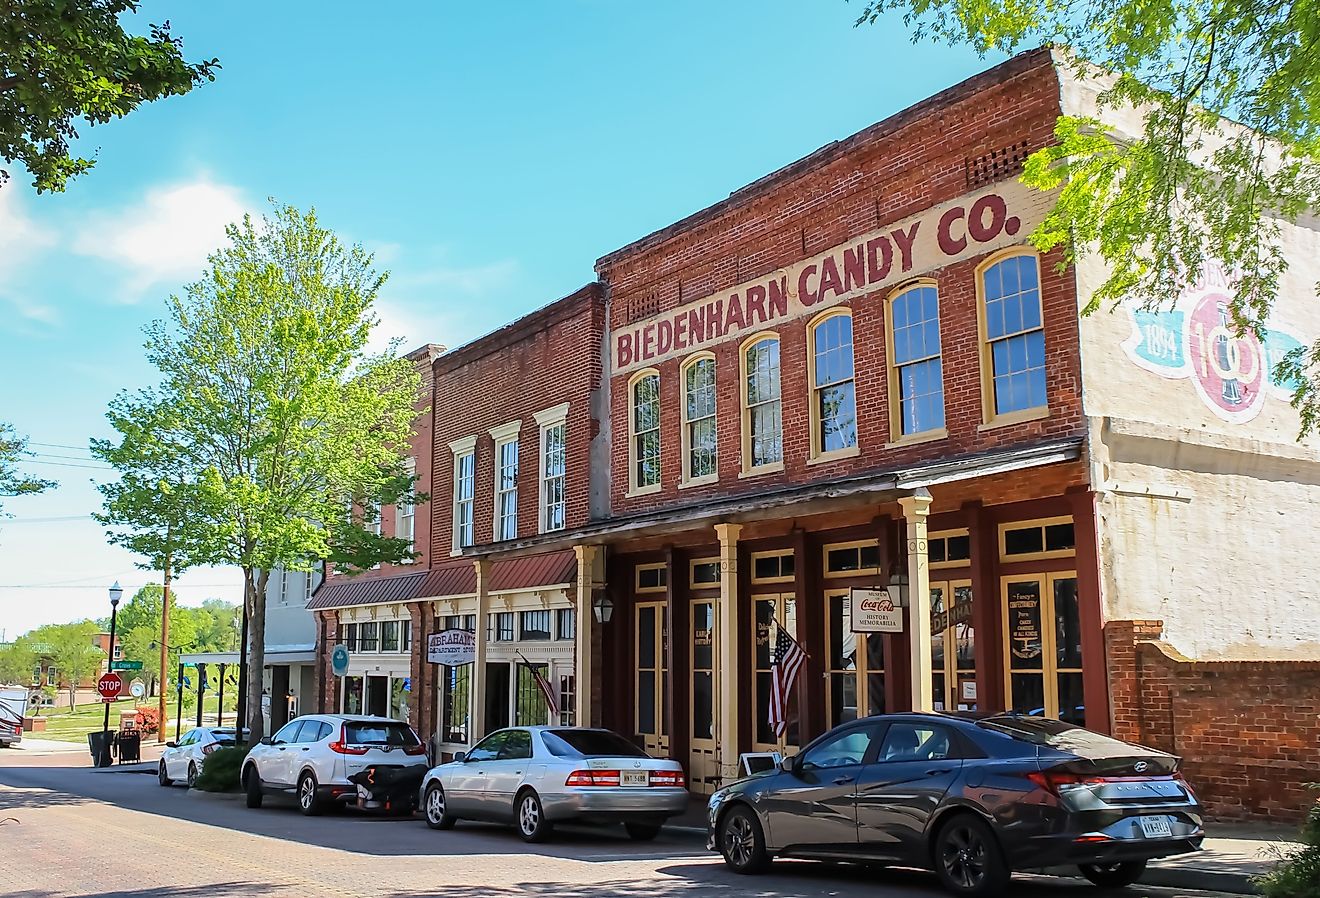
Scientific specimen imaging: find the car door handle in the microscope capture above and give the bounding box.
[926,769,945,776]
[301,748,310,752]
[833,776,854,785]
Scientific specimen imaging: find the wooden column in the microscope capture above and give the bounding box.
[573,544,604,728]
[965,500,1004,712]
[666,546,691,767]
[899,491,934,713]
[470,559,490,740]
[714,522,743,785]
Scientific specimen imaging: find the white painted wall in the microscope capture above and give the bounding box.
[261,566,321,652]
[1058,59,1320,660]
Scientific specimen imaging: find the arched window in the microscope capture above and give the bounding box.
[809,311,858,457]
[980,252,1047,421]
[681,354,718,483]
[741,335,782,472]
[888,284,946,438]
[629,370,661,493]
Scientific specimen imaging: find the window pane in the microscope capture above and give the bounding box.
[985,257,1046,415]
[947,534,971,562]
[692,672,714,739]
[750,400,783,466]
[1006,580,1044,671]
[828,594,856,671]
[1057,672,1085,725]
[1054,577,1082,668]
[633,375,661,488]
[819,381,858,452]
[520,610,551,641]
[1004,525,1045,556]
[899,357,946,435]
[1010,673,1045,716]
[555,608,576,640]
[1044,522,1075,552]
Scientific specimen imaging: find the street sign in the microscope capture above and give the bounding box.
[129,681,146,699]
[97,672,124,702]
[110,660,143,671]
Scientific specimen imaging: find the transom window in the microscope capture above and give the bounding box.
[520,609,551,641]
[982,253,1047,418]
[742,336,783,471]
[751,551,796,583]
[635,563,668,593]
[495,436,519,541]
[690,558,721,587]
[490,612,515,642]
[889,284,946,437]
[682,355,718,483]
[810,312,858,456]
[823,541,882,577]
[630,372,661,492]
[1000,517,1075,561]
[555,608,576,641]
[929,530,972,568]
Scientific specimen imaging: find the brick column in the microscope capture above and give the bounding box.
[407,602,431,739]
[315,610,340,714]
[1104,619,1164,745]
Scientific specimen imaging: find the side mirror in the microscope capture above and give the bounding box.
[453,751,467,763]
[779,755,797,774]
[165,741,177,749]
[259,736,273,746]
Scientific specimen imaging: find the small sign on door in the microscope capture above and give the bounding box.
[850,588,903,633]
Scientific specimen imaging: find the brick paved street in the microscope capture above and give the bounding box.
[0,759,1236,898]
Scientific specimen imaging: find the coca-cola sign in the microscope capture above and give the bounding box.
[850,588,903,634]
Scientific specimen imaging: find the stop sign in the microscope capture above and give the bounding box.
[97,672,123,701]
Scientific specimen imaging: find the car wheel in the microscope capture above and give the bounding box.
[1079,860,1147,889]
[424,783,456,830]
[718,805,771,874]
[297,771,323,816]
[243,766,264,809]
[934,814,1010,898]
[158,760,172,787]
[625,822,662,841]
[186,762,198,789]
[516,790,552,843]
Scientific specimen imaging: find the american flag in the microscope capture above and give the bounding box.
[519,656,560,719]
[769,624,806,739]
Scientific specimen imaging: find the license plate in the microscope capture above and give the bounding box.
[1139,815,1173,839]
[620,770,648,787]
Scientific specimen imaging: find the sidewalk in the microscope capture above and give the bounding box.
[664,799,1300,894]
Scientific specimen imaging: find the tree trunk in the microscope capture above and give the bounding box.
[67,683,76,712]
[244,568,271,744]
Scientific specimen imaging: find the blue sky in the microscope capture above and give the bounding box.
[0,2,1003,636]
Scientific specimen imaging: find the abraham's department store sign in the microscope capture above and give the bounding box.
[612,180,1056,375]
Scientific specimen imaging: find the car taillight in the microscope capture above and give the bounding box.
[1174,771,1198,800]
[1027,771,1113,795]
[403,744,427,756]
[650,770,685,788]
[566,769,621,787]
[203,743,218,755]
[329,725,369,755]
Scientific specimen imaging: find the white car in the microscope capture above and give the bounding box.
[158,727,246,788]
[420,726,688,843]
[241,714,428,815]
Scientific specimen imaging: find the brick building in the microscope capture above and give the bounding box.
[305,48,1319,820]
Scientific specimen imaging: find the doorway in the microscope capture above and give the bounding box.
[1002,572,1082,723]
[689,598,718,794]
[752,593,799,753]
[366,675,388,718]
[635,601,669,757]
[929,580,976,712]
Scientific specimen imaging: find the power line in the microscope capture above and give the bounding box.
[0,514,95,524]
[18,459,111,471]
[28,452,100,462]
[0,583,239,589]
[27,441,96,453]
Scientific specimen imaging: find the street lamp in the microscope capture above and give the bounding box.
[100,581,123,758]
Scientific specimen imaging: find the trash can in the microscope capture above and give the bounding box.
[87,730,114,768]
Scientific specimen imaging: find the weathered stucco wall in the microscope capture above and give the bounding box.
[1058,58,1320,660]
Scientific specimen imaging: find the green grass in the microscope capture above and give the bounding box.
[37,695,235,743]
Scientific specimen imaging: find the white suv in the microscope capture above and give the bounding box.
[241,714,428,815]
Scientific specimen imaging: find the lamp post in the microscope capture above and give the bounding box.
[101,581,124,742]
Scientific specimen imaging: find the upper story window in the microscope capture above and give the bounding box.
[490,421,521,542]
[535,403,569,534]
[396,457,416,552]
[980,252,1047,422]
[741,335,783,473]
[681,354,717,484]
[449,435,477,552]
[809,311,858,458]
[490,611,515,642]
[629,371,661,494]
[520,609,551,641]
[888,283,947,439]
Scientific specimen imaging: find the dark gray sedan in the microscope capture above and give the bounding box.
[707,713,1203,897]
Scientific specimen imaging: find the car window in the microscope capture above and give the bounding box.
[342,721,419,747]
[182,730,201,746]
[272,721,301,745]
[542,729,649,759]
[499,729,532,761]
[292,720,321,743]
[312,722,332,741]
[801,726,876,770]
[465,731,508,762]
[878,723,958,762]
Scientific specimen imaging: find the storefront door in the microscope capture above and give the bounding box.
[635,601,669,757]
[752,593,799,753]
[1002,572,1083,723]
[689,598,718,794]
[823,589,886,728]
[929,581,976,712]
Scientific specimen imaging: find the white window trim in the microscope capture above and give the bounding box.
[449,435,478,555]
[536,404,569,534]
[491,426,520,542]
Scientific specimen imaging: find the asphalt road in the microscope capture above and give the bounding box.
[0,760,1235,898]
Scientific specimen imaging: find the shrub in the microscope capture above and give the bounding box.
[1256,784,1320,898]
[134,706,161,735]
[192,745,252,793]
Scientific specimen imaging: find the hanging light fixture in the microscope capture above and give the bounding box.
[592,594,614,624]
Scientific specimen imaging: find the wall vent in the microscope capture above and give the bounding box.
[966,141,1033,189]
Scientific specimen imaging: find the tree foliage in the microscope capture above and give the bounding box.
[0,0,218,192]
[857,0,1320,436]
[95,202,424,742]
[0,422,55,518]
[0,636,37,685]
[27,620,104,710]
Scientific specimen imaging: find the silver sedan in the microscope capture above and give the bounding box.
[419,726,689,842]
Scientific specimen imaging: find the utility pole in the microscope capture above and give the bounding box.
[157,530,172,743]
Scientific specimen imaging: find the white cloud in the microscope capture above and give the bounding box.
[72,179,249,298]
[0,188,59,329]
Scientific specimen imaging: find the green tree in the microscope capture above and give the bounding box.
[114,583,196,695]
[1,422,55,518]
[32,621,104,710]
[190,599,240,653]
[0,0,218,192]
[857,0,1320,435]
[95,203,424,743]
[0,636,37,685]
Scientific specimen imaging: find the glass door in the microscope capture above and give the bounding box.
[635,601,669,756]
[1002,572,1082,722]
[752,593,798,752]
[689,598,718,794]
[929,580,975,711]
[824,589,885,728]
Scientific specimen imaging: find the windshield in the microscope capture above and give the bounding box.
[542,729,649,759]
[978,716,1142,753]
[343,722,419,747]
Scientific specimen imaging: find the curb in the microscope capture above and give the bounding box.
[183,788,244,802]
[663,824,1258,895]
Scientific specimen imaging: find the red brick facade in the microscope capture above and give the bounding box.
[1107,620,1320,823]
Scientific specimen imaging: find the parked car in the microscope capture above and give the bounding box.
[420,726,688,843]
[241,714,428,815]
[707,712,1203,897]
[158,726,247,788]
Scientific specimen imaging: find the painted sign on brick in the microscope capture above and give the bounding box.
[612,180,1055,375]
